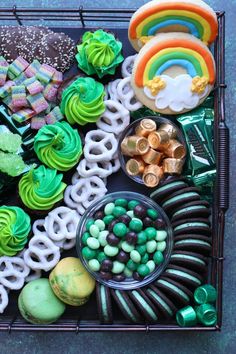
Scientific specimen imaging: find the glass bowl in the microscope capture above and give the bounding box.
[76,191,173,290]
[118,116,186,186]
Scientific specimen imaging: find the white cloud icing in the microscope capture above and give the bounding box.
[143,74,210,112]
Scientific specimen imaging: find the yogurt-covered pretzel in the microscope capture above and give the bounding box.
[71,170,80,185]
[96,100,130,135]
[23,234,60,272]
[32,219,47,236]
[0,256,30,290]
[84,129,118,162]
[0,284,8,313]
[77,158,113,178]
[64,185,86,215]
[117,77,143,111]
[110,152,121,173]
[44,207,79,242]
[25,268,42,283]
[121,54,137,78]
[106,79,122,101]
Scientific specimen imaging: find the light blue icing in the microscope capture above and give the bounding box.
[156,59,197,77]
[148,19,200,38]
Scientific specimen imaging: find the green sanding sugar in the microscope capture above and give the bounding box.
[0,151,26,176]
[0,132,22,153]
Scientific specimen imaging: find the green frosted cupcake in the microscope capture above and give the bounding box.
[0,205,31,256]
[76,29,124,78]
[18,165,66,211]
[60,76,105,126]
[34,121,82,171]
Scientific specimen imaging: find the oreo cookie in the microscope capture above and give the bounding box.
[161,187,201,215]
[174,234,212,255]
[96,283,113,324]
[171,200,210,222]
[172,218,211,236]
[170,250,207,273]
[155,277,193,306]
[129,288,158,323]
[150,177,188,203]
[163,264,203,289]
[111,289,141,323]
[145,285,177,319]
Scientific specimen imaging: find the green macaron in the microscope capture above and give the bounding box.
[18,278,66,325]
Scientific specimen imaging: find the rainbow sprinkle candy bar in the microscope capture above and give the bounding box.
[0,80,15,98]
[0,66,8,86]
[36,64,56,84]
[12,108,35,123]
[45,106,64,125]
[30,116,46,130]
[13,72,28,85]
[24,59,41,78]
[51,70,63,86]
[27,92,49,114]
[43,83,57,101]
[24,77,44,95]
[2,95,19,112]
[11,85,28,108]
[8,56,29,79]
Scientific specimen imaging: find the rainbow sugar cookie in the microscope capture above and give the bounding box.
[128,0,218,51]
[131,33,216,115]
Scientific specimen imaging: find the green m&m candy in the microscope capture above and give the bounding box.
[104,202,115,215]
[141,253,149,264]
[153,250,164,265]
[86,219,94,231]
[128,200,139,210]
[137,231,147,245]
[130,250,141,263]
[137,264,150,277]
[136,244,146,256]
[82,246,97,260]
[103,215,114,225]
[147,209,158,220]
[87,237,100,250]
[88,259,100,272]
[82,232,90,245]
[89,224,100,238]
[129,218,143,232]
[145,227,156,240]
[127,259,138,271]
[97,251,107,263]
[115,199,128,207]
[113,206,126,217]
[113,222,127,237]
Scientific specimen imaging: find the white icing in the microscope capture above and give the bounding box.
[143,74,210,112]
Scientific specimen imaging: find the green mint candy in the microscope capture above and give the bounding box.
[104,245,119,257]
[156,241,167,252]
[98,230,109,247]
[137,231,147,245]
[135,244,146,256]
[103,215,114,225]
[146,260,155,273]
[113,206,127,217]
[141,253,149,264]
[94,219,105,231]
[137,264,150,277]
[124,266,133,277]
[112,261,125,274]
[130,250,141,263]
[88,259,100,272]
[147,209,158,220]
[128,200,139,210]
[82,232,90,246]
[155,230,167,241]
[145,227,157,240]
[89,224,100,238]
[129,218,143,232]
[153,250,164,265]
[146,240,157,253]
[115,198,128,207]
[127,259,138,271]
[97,251,107,263]
[126,210,134,218]
[121,241,135,253]
[113,222,127,237]
[86,219,94,231]
[87,237,100,250]
[82,246,97,260]
[104,202,115,215]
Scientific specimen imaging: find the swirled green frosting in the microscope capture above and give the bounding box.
[34,122,82,171]
[0,206,31,256]
[60,77,105,126]
[76,30,124,78]
[18,165,66,211]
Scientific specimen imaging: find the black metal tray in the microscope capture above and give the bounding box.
[0,6,229,332]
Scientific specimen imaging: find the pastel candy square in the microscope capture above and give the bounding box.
[14,72,28,85]
[24,77,44,95]
[51,70,63,85]
[36,64,56,84]
[12,85,28,108]
[27,92,49,114]
[0,81,15,98]
[24,60,41,78]
[8,56,29,79]
[2,95,19,112]
[12,108,35,123]
[43,83,58,101]
[0,66,8,86]
[31,116,46,130]
[45,106,64,124]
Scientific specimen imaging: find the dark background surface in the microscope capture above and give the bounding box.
[0,0,235,353]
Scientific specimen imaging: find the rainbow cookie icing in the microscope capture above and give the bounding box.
[129,0,218,51]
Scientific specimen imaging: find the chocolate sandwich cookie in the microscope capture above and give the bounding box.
[163,264,203,289]
[174,234,212,255]
[161,187,201,215]
[111,289,141,323]
[129,288,158,323]
[155,277,193,306]
[170,251,207,273]
[150,177,188,203]
[145,285,177,319]
[171,201,210,222]
[172,218,211,236]
[96,283,113,324]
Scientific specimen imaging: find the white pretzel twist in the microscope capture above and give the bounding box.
[106,79,122,101]
[121,54,137,78]
[71,170,80,185]
[96,100,130,135]
[54,237,76,251]
[25,269,42,283]
[0,256,30,290]
[77,158,113,178]
[64,185,86,215]
[110,152,121,173]
[23,234,60,272]
[32,219,47,235]
[84,130,118,162]
[117,77,143,111]
[44,207,79,242]
[0,284,8,313]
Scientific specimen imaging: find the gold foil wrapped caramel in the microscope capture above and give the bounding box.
[163,158,184,175]
[158,123,177,139]
[142,148,162,165]
[135,119,157,137]
[142,165,164,187]
[121,136,149,156]
[165,139,186,159]
[148,130,169,150]
[126,157,146,176]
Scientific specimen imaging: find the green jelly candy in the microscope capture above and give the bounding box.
[156,230,167,241]
[127,259,138,271]
[82,246,97,260]
[129,218,143,232]
[128,200,139,210]
[98,230,109,247]
[82,232,90,246]
[86,219,94,231]
[147,209,158,220]
[146,260,155,273]
[137,264,150,277]
[126,210,134,218]
[113,222,127,237]
[104,245,119,257]
[112,261,125,274]
[137,231,147,245]
[89,224,100,238]
[141,253,149,264]
[88,259,100,272]
[121,241,135,253]
[115,198,128,207]
[94,219,105,231]
[113,206,127,217]
[156,241,167,252]
[103,215,114,225]
[146,240,157,253]
[136,244,146,256]
[97,251,107,263]
[87,237,100,250]
[153,250,164,265]
[124,266,133,277]
[104,202,115,215]
[130,250,141,263]
[145,227,157,240]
